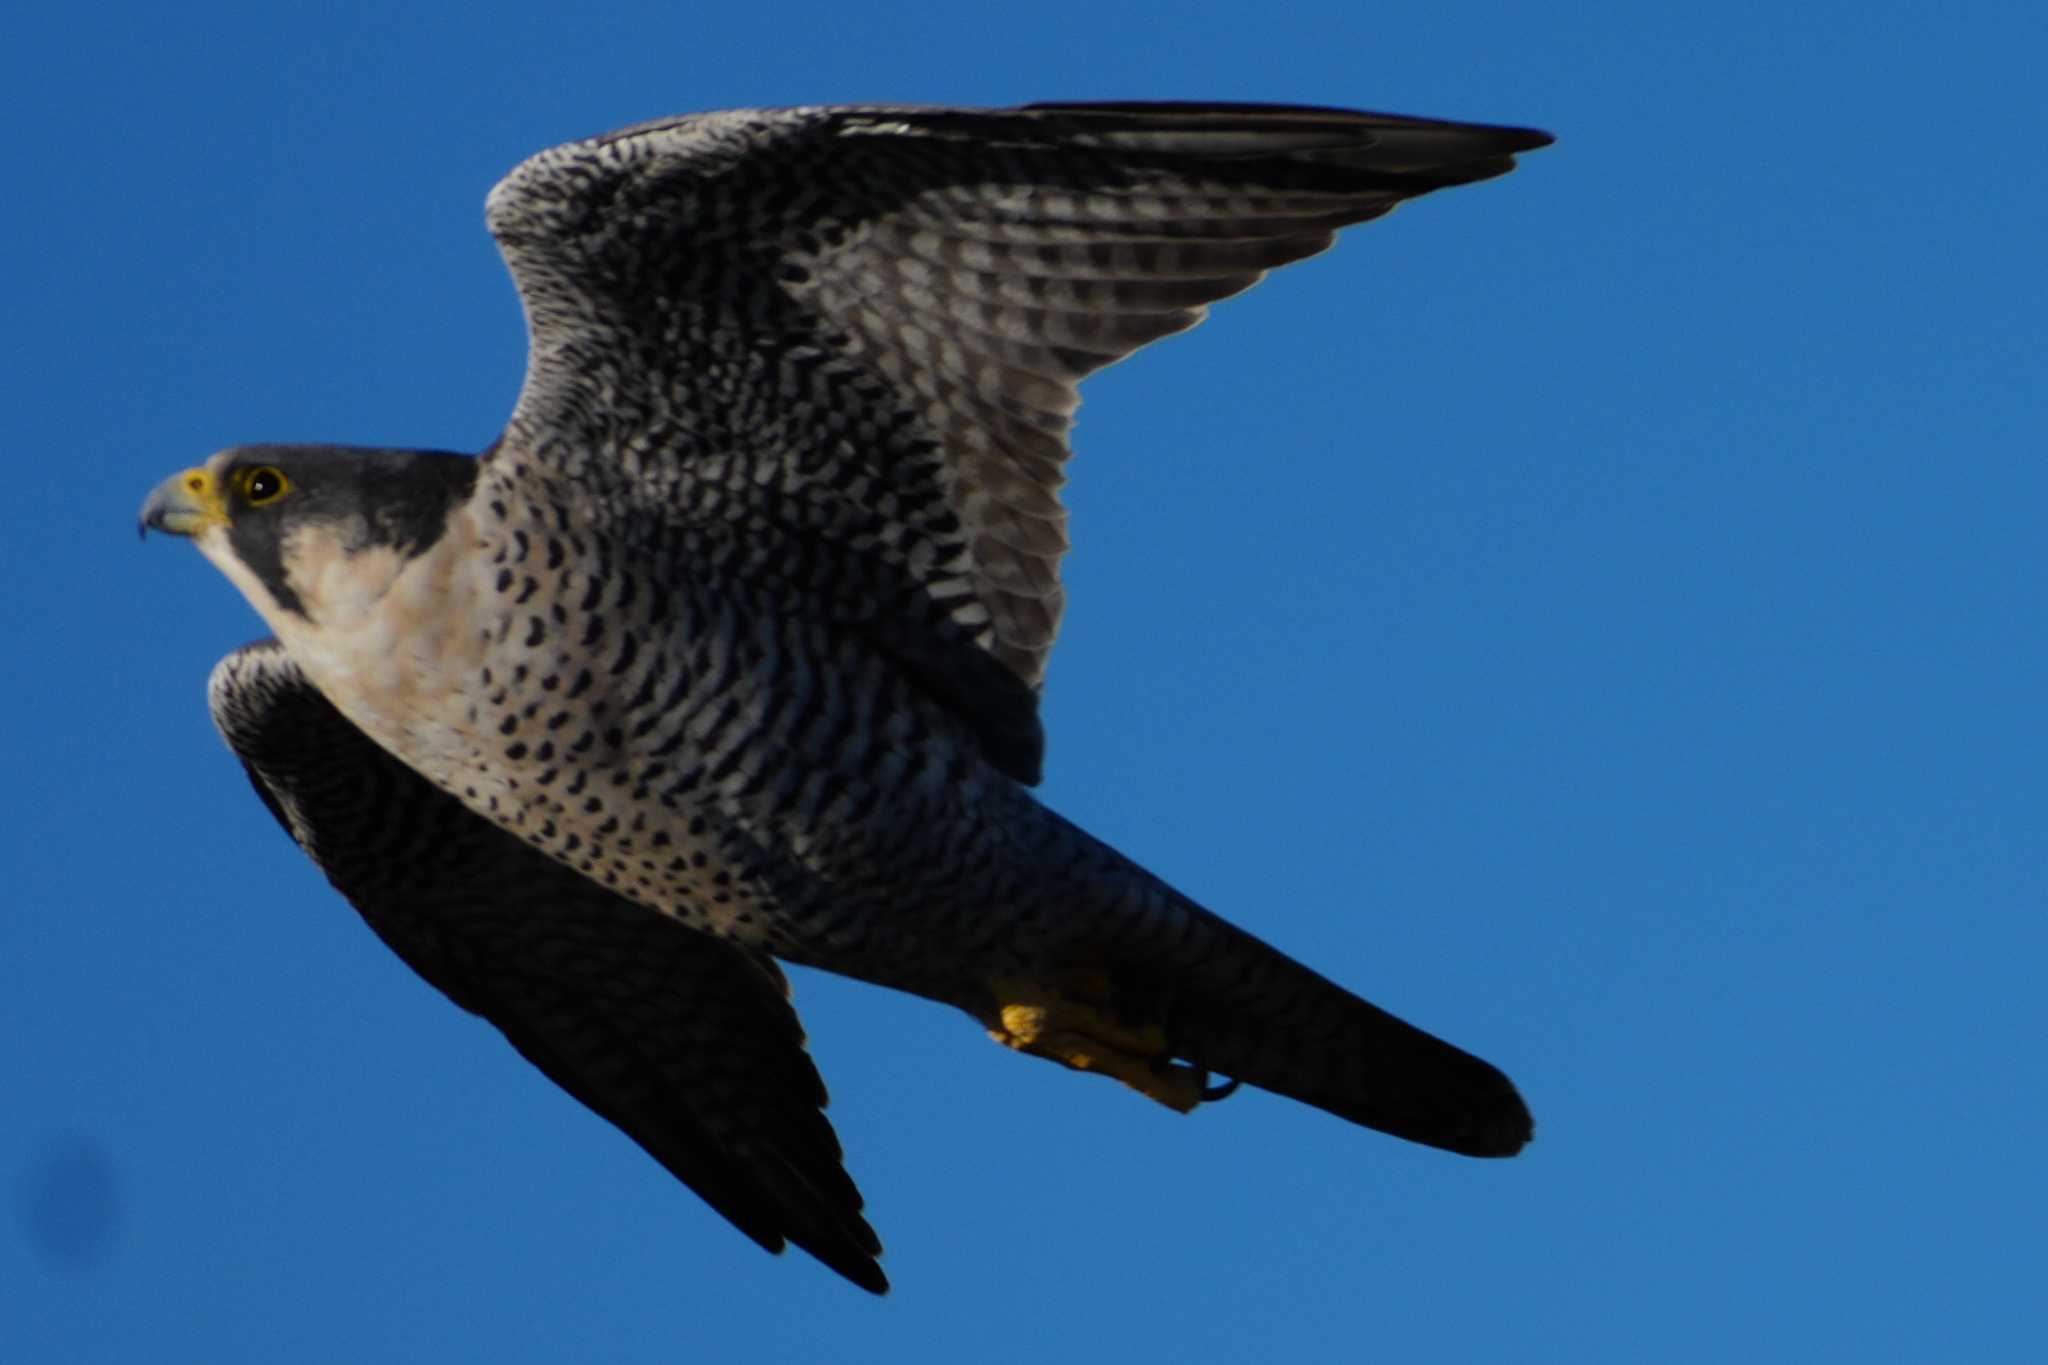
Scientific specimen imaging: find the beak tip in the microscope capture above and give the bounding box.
[138,472,214,541]
[137,488,165,540]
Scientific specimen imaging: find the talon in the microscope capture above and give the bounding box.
[1201,1074,1242,1102]
[986,973,1211,1114]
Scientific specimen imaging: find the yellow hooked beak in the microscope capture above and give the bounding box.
[138,467,229,539]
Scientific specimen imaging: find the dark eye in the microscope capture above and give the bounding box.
[243,466,289,505]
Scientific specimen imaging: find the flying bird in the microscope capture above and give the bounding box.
[143,101,1549,1293]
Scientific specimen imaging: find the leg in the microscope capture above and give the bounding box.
[984,969,1214,1114]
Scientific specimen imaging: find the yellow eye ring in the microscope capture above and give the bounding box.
[239,466,291,506]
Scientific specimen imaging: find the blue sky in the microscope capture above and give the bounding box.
[5,2,2043,1359]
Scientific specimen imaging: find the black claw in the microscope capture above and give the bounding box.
[1201,1074,1242,1102]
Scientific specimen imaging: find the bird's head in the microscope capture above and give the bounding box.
[140,444,478,627]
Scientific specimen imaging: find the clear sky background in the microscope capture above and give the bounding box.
[4,3,2042,1360]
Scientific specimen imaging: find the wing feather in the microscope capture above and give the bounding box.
[484,101,1549,781]
[208,641,887,1293]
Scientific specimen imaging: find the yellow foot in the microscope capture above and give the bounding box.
[985,973,1211,1114]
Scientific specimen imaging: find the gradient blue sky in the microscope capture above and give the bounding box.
[5,3,2042,1360]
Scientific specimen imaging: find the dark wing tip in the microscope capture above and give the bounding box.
[1017,99,1553,153]
[1007,101,1549,199]
[829,1251,891,1296]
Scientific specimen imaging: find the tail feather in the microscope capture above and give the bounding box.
[1114,901,1532,1157]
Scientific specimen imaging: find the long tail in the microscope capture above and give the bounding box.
[1037,816,1534,1157]
[1148,903,1532,1156]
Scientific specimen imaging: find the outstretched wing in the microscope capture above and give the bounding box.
[208,641,887,1293]
[483,101,1550,783]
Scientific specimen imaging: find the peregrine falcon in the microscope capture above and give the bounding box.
[142,101,1549,1293]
